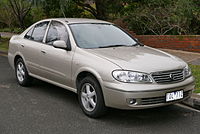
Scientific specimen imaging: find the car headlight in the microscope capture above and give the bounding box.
[112,70,152,83]
[183,65,192,78]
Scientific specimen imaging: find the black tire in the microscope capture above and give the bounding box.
[15,58,32,86]
[78,76,107,118]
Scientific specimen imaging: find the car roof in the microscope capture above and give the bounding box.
[41,18,112,24]
[20,18,112,37]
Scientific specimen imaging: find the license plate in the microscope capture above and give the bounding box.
[166,90,183,102]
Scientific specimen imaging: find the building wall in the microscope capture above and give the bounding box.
[134,35,200,53]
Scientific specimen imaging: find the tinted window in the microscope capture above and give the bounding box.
[24,27,34,40]
[69,24,137,49]
[46,21,68,45]
[32,21,49,42]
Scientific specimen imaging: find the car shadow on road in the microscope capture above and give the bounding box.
[102,106,189,126]
[29,79,79,106]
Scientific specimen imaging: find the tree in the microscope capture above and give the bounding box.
[30,0,125,20]
[124,0,200,35]
[8,0,33,29]
[71,0,125,20]
[0,0,15,29]
[69,0,105,19]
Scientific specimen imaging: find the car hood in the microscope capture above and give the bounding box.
[84,46,186,73]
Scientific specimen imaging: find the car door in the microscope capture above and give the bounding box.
[20,21,49,76]
[39,21,74,86]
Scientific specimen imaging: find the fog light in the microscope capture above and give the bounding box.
[127,98,137,105]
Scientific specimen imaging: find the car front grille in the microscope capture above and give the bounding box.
[140,90,190,105]
[151,69,184,84]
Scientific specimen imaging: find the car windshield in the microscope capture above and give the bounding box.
[69,23,137,49]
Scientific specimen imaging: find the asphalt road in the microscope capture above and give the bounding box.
[0,55,200,134]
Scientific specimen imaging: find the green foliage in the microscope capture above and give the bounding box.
[124,0,200,35]
[60,0,86,18]
[106,0,124,20]
[0,0,200,35]
[31,7,46,22]
[189,64,200,93]
[0,28,23,33]
[0,37,9,51]
[0,22,7,29]
[0,0,15,29]
[36,0,87,18]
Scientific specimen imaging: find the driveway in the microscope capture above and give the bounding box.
[0,55,200,134]
[0,32,15,38]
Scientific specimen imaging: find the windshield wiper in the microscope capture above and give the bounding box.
[98,44,129,48]
[134,41,144,46]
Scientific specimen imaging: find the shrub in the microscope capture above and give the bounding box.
[124,0,200,35]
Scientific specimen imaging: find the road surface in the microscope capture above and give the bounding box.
[0,55,200,134]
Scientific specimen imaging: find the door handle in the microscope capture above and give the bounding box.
[21,44,24,47]
[41,50,46,54]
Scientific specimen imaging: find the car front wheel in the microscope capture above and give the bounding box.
[78,76,106,118]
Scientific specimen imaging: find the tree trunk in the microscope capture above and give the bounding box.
[8,0,32,29]
[19,17,25,29]
[95,0,107,20]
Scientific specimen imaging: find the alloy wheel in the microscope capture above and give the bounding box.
[81,83,97,112]
[16,62,25,82]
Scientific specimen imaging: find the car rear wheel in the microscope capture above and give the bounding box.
[78,76,106,118]
[15,58,32,86]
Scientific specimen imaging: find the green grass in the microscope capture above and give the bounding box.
[0,37,9,51]
[189,64,200,93]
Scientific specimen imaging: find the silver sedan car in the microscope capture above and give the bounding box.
[8,18,195,118]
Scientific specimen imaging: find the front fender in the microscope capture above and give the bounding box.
[73,66,104,89]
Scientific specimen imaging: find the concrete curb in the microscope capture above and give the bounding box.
[182,94,200,110]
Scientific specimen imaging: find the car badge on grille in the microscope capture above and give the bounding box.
[169,74,175,80]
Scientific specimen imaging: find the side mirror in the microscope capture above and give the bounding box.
[53,40,71,51]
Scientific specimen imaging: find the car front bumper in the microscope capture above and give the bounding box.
[102,76,195,109]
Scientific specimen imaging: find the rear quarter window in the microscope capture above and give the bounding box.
[24,27,34,40]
